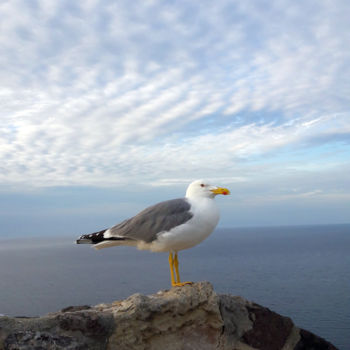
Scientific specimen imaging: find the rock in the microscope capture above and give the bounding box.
[0,282,338,350]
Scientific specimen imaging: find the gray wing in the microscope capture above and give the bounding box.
[108,198,193,243]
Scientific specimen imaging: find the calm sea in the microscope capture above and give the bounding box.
[0,225,349,349]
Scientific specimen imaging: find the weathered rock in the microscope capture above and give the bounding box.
[0,282,338,350]
[294,329,338,350]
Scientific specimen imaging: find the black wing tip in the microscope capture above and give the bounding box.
[76,229,128,245]
[76,229,107,244]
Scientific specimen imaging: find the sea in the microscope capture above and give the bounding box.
[0,224,349,349]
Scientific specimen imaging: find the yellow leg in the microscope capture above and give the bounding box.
[174,253,181,283]
[168,252,176,286]
[171,252,192,287]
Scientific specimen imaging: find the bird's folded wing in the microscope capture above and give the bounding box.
[107,198,193,243]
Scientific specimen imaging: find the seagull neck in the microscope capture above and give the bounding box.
[186,194,215,200]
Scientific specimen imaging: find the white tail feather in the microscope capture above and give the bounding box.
[93,240,128,250]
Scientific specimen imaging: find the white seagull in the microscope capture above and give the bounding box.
[76,179,230,287]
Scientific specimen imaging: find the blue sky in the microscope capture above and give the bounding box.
[1,0,349,237]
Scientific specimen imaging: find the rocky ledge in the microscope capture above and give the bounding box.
[0,282,337,350]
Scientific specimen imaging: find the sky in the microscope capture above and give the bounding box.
[1,0,349,237]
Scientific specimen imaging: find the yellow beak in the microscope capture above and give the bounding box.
[211,187,230,196]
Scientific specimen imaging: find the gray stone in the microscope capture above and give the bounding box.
[0,282,338,350]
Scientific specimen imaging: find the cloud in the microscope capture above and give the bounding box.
[0,0,349,194]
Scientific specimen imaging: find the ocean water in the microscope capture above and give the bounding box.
[0,224,349,349]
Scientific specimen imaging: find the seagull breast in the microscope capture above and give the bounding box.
[147,196,219,253]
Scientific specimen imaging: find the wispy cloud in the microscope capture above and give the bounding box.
[0,0,349,195]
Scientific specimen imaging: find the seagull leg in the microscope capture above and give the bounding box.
[173,252,192,287]
[168,252,176,286]
[174,252,181,283]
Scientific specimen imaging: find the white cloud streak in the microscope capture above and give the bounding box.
[0,0,349,192]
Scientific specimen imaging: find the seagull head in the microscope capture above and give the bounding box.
[185,179,230,199]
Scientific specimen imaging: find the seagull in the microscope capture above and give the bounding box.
[76,179,230,287]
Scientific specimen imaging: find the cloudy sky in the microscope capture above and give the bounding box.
[1,0,349,237]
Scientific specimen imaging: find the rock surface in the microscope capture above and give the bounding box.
[0,282,338,350]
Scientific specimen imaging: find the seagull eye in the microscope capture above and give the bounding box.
[200,184,205,187]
